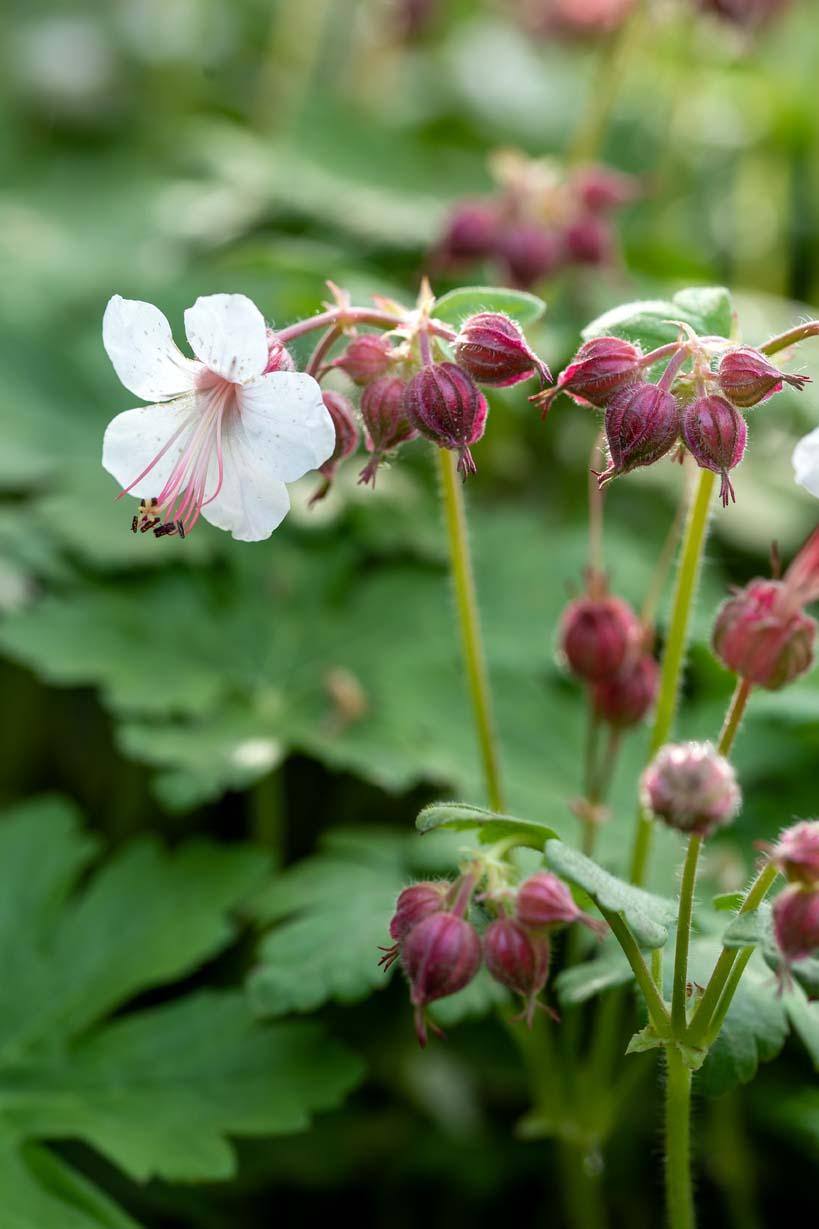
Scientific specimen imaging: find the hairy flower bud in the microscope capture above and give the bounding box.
[564,216,614,266]
[768,821,819,887]
[515,871,607,936]
[402,911,482,1045]
[454,312,550,388]
[309,391,360,506]
[264,328,295,373]
[681,394,746,507]
[405,362,488,478]
[497,223,562,290]
[712,579,816,690]
[535,337,643,418]
[358,375,417,487]
[593,653,659,728]
[559,593,641,682]
[484,917,553,1027]
[641,741,741,837]
[718,347,810,409]
[773,885,819,988]
[597,383,680,487]
[334,334,397,386]
[439,200,499,262]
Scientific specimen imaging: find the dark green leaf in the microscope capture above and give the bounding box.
[416,801,558,849]
[554,943,633,1006]
[582,286,734,351]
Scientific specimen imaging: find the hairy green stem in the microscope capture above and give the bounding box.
[672,835,703,1034]
[760,321,819,356]
[437,448,505,812]
[598,907,670,1033]
[558,1140,609,1229]
[716,678,752,757]
[665,1046,695,1229]
[630,469,716,885]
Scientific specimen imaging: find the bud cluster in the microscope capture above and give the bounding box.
[381,867,605,1044]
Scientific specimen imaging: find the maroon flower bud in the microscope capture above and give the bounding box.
[718,347,810,409]
[308,391,360,507]
[535,336,643,418]
[516,871,607,937]
[597,383,681,487]
[573,165,638,214]
[768,821,819,887]
[263,328,295,373]
[497,223,563,290]
[773,884,819,991]
[699,0,789,29]
[402,912,482,1045]
[454,312,550,388]
[378,879,450,971]
[358,375,417,487]
[640,741,741,838]
[439,200,499,263]
[483,917,554,1027]
[334,334,397,386]
[593,653,659,728]
[712,579,816,690]
[681,394,747,508]
[405,362,488,478]
[559,593,641,682]
[564,216,614,266]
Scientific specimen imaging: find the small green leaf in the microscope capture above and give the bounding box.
[433,286,546,329]
[626,1024,663,1055]
[582,286,734,351]
[722,907,767,949]
[555,944,633,1006]
[544,840,676,948]
[713,891,745,912]
[416,801,558,849]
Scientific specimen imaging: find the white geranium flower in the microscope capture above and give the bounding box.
[793,426,819,502]
[102,293,335,541]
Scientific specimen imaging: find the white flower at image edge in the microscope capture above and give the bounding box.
[793,426,819,502]
[102,293,335,541]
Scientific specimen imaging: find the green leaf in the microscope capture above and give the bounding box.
[429,968,510,1027]
[722,907,767,949]
[433,286,547,329]
[582,286,734,351]
[544,840,677,948]
[416,801,558,849]
[0,1138,143,1229]
[712,891,745,912]
[555,943,633,1006]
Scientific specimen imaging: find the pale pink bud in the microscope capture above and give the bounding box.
[334,334,397,386]
[768,821,819,887]
[263,328,295,373]
[593,653,659,728]
[640,741,741,837]
[404,362,488,478]
[483,917,553,1027]
[681,394,747,508]
[358,375,417,487]
[516,871,607,936]
[559,594,641,682]
[573,165,639,214]
[718,347,809,409]
[454,312,550,388]
[712,579,816,690]
[597,383,681,487]
[402,912,482,1046]
[773,884,819,986]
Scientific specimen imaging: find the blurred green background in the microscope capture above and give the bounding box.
[1,2,819,1227]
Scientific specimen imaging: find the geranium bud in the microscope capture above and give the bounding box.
[640,741,741,838]
[573,165,638,214]
[681,394,747,507]
[309,391,360,506]
[564,216,614,266]
[405,362,488,478]
[264,328,295,373]
[559,593,641,682]
[773,884,819,989]
[597,383,681,487]
[699,0,790,29]
[378,879,450,971]
[401,911,482,1046]
[454,312,550,388]
[497,223,562,290]
[483,917,554,1027]
[334,334,396,386]
[535,336,643,418]
[712,579,816,690]
[516,871,607,937]
[718,347,810,409]
[768,821,819,887]
[358,375,417,487]
[593,653,659,728]
[439,200,499,262]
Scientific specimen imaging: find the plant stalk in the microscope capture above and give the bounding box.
[672,835,703,1034]
[665,1046,695,1229]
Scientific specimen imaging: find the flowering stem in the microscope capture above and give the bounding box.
[306,325,342,378]
[665,1046,695,1229]
[759,321,819,357]
[671,834,703,1034]
[629,469,716,885]
[716,678,753,757]
[277,306,457,345]
[436,447,505,812]
[597,906,671,1034]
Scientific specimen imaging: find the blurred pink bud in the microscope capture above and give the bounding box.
[593,653,659,728]
[405,362,488,478]
[263,328,295,373]
[773,884,819,990]
[483,917,554,1027]
[516,871,607,936]
[455,312,550,388]
[681,394,747,507]
[497,223,563,289]
[334,334,397,386]
[597,383,681,487]
[309,391,360,506]
[712,578,816,690]
[402,912,482,1045]
[699,0,790,29]
[559,593,641,682]
[769,821,819,887]
[439,200,499,263]
[358,375,417,487]
[718,347,810,409]
[564,216,615,266]
[641,741,741,838]
[573,165,639,214]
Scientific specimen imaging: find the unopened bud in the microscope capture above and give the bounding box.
[593,653,659,728]
[564,216,614,266]
[768,821,819,887]
[358,375,417,487]
[535,336,643,418]
[718,346,810,409]
[516,871,607,936]
[264,328,295,373]
[405,362,488,478]
[598,383,680,487]
[334,334,397,386]
[559,593,641,682]
[712,579,816,690]
[681,394,746,507]
[309,391,360,506]
[484,917,553,1027]
[573,165,638,214]
[699,0,790,30]
[641,741,741,837]
[402,911,482,1045]
[773,884,819,988]
[497,223,563,290]
[454,312,550,388]
[439,200,499,262]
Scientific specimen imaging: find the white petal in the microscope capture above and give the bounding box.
[102,394,197,498]
[184,293,268,383]
[103,295,198,401]
[793,426,819,498]
[233,372,335,483]
[202,430,291,541]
